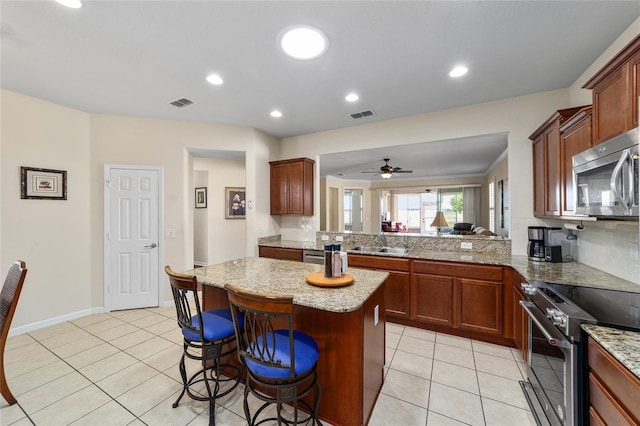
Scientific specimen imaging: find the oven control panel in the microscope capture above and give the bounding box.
[545,308,567,327]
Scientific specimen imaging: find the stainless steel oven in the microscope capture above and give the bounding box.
[519,281,596,426]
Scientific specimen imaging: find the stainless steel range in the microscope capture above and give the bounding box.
[519,281,596,426]
[519,280,640,426]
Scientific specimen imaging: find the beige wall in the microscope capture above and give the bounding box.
[1,93,280,330]
[485,154,509,237]
[1,90,92,328]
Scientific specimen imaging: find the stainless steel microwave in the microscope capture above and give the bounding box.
[572,128,638,218]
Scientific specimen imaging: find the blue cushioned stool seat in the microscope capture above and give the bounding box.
[245,330,319,379]
[182,309,239,342]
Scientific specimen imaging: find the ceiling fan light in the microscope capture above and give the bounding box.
[380,171,392,179]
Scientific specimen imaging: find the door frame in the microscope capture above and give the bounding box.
[103,164,164,312]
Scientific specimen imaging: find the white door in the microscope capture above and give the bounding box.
[105,166,160,311]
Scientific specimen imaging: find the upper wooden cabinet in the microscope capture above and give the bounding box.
[269,157,314,215]
[529,107,585,217]
[583,34,640,145]
[559,106,593,216]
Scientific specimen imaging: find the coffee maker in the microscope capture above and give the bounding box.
[528,226,545,262]
[544,227,564,263]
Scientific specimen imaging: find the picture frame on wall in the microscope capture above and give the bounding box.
[20,166,67,200]
[225,187,246,219]
[195,187,207,209]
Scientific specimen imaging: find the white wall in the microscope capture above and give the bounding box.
[1,90,92,328]
[193,169,208,265]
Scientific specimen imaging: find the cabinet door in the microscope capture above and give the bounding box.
[412,273,454,327]
[631,49,640,130]
[532,136,546,217]
[592,67,630,145]
[384,271,410,319]
[286,161,305,214]
[560,111,592,216]
[457,278,503,335]
[513,285,528,362]
[270,163,288,215]
[258,246,303,262]
[545,125,561,216]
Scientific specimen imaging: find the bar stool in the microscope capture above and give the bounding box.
[1,260,27,405]
[225,284,321,426]
[165,266,242,426]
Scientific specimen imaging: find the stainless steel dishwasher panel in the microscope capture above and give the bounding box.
[302,249,325,264]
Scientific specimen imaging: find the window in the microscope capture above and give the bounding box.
[440,189,463,225]
[396,194,421,229]
[488,181,495,233]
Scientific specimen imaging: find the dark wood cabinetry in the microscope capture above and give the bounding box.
[258,246,303,262]
[529,107,586,217]
[348,254,410,319]
[412,260,506,340]
[559,106,593,216]
[583,35,640,146]
[588,337,640,425]
[269,157,314,215]
[509,270,528,362]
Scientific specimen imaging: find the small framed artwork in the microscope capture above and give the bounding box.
[195,187,207,209]
[21,166,67,200]
[225,187,246,219]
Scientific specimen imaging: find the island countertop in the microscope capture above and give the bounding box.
[192,256,389,313]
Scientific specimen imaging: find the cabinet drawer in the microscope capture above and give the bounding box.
[588,338,640,423]
[589,372,635,426]
[348,254,410,272]
[413,260,502,281]
[258,246,303,262]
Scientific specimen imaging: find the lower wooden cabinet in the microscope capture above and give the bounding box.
[348,254,410,319]
[588,337,640,425]
[511,271,528,362]
[412,273,454,327]
[258,246,303,262]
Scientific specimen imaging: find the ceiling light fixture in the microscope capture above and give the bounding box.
[55,0,82,8]
[270,110,283,118]
[279,25,328,60]
[449,65,468,78]
[206,74,223,85]
[380,171,392,179]
[345,93,359,102]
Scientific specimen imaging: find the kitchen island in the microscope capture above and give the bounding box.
[194,257,389,426]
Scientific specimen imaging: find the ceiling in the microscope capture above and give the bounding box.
[2,1,639,180]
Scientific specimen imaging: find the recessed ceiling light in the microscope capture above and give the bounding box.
[206,74,223,85]
[270,110,283,118]
[55,0,82,8]
[345,93,359,102]
[279,25,328,60]
[449,66,468,78]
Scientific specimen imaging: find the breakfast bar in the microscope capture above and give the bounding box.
[194,257,389,426]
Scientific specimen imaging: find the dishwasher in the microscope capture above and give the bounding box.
[302,249,325,264]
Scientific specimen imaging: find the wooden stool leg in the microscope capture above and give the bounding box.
[0,346,17,405]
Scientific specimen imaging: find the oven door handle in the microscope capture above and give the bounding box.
[520,300,571,349]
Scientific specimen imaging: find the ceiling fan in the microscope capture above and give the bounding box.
[361,158,413,179]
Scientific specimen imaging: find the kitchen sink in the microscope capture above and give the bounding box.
[350,246,411,255]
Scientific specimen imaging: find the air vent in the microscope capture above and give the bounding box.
[170,98,194,108]
[349,109,375,119]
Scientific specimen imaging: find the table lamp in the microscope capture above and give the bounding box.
[430,212,449,235]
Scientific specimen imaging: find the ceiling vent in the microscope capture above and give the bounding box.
[349,109,375,119]
[170,98,194,108]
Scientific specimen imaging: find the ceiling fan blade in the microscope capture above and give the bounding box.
[394,170,413,173]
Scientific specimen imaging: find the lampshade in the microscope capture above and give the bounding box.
[430,211,449,228]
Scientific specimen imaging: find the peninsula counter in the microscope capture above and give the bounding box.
[194,257,389,426]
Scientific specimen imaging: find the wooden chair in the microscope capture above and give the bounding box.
[225,284,321,426]
[1,260,27,405]
[165,266,242,426]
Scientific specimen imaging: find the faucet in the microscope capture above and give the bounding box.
[378,232,386,247]
[403,232,409,250]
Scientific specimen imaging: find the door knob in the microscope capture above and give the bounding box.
[144,243,157,248]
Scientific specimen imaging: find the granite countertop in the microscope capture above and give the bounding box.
[259,240,640,293]
[190,257,388,313]
[582,324,640,380]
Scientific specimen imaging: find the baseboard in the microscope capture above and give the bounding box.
[8,307,105,337]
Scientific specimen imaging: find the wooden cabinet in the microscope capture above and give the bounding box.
[269,157,314,215]
[509,270,528,362]
[348,254,410,319]
[559,106,592,216]
[412,260,504,338]
[588,337,640,425]
[529,107,585,217]
[583,35,640,146]
[258,246,303,262]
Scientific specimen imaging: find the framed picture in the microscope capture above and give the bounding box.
[225,187,246,219]
[20,166,67,200]
[195,187,207,209]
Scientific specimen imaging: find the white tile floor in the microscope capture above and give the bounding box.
[1,307,537,425]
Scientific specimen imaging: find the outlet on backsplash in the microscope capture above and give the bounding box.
[461,242,472,249]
